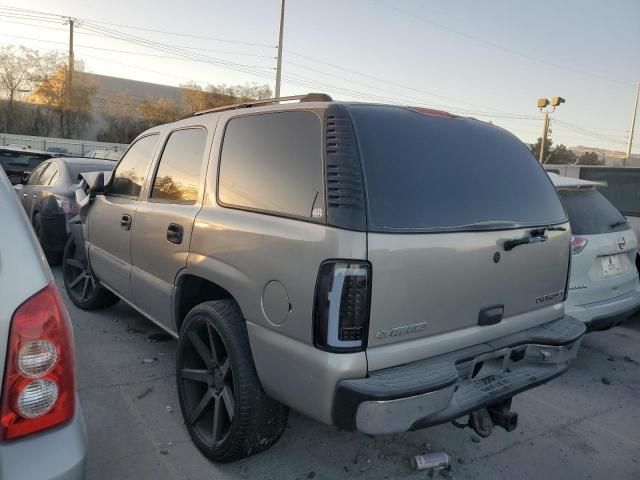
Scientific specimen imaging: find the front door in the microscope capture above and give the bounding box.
[131,127,210,330]
[88,133,160,301]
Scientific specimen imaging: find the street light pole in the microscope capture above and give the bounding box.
[625,82,639,166]
[275,0,285,98]
[537,96,565,164]
[539,111,550,164]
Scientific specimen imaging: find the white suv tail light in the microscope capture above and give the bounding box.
[0,283,75,440]
[571,235,588,255]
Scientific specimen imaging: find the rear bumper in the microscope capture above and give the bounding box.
[0,400,87,480]
[566,285,640,331]
[40,214,72,252]
[333,316,585,434]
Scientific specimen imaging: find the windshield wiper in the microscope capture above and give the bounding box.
[611,220,628,229]
[504,225,565,251]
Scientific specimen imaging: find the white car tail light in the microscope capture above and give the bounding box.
[571,235,588,255]
[0,283,75,440]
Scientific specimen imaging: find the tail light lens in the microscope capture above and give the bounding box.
[0,283,75,440]
[314,261,371,352]
[55,196,78,215]
[571,235,588,255]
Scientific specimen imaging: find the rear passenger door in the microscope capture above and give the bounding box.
[19,162,49,214]
[88,134,159,301]
[131,127,210,330]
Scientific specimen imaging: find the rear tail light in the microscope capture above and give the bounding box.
[0,283,75,440]
[571,235,588,255]
[313,261,371,352]
[55,196,78,215]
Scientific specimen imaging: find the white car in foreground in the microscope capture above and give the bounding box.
[549,173,640,330]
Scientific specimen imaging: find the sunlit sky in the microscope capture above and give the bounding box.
[1,0,638,153]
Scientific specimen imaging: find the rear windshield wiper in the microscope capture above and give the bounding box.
[611,220,628,229]
[504,225,566,251]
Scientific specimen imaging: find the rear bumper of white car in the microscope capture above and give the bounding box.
[0,399,87,480]
[566,284,640,331]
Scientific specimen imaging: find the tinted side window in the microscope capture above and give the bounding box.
[110,134,158,198]
[39,163,58,186]
[27,162,49,185]
[579,168,640,216]
[219,112,323,219]
[558,188,628,235]
[151,128,207,204]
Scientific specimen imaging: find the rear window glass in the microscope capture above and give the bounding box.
[558,188,629,235]
[579,168,640,216]
[349,106,566,232]
[0,151,50,168]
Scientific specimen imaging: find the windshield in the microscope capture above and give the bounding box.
[558,188,629,235]
[349,105,567,232]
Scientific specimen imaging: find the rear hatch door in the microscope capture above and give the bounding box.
[347,105,570,349]
[559,187,638,304]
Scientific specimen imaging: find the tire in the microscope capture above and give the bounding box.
[62,235,119,310]
[33,213,62,266]
[176,300,289,462]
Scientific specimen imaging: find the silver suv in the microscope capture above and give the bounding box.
[63,94,585,462]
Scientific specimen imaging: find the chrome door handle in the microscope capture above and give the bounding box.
[22,193,27,198]
[120,214,132,230]
[166,223,184,244]
[33,194,37,198]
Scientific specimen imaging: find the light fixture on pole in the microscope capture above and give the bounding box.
[537,96,565,163]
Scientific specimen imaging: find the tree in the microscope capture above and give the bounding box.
[577,151,604,165]
[0,46,39,132]
[138,96,180,126]
[179,82,273,114]
[180,82,210,114]
[530,137,553,162]
[547,144,577,165]
[97,92,146,143]
[27,60,97,138]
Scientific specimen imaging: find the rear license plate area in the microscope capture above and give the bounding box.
[601,255,623,277]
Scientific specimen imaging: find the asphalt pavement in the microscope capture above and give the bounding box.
[52,268,640,480]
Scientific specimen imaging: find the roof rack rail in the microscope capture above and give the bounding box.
[192,93,333,116]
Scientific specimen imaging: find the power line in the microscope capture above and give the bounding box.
[0,4,276,49]
[368,0,635,88]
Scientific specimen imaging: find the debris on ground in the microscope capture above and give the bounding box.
[470,436,480,443]
[410,452,451,472]
[623,355,639,365]
[159,450,168,455]
[127,326,146,334]
[607,356,615,362]
[306,472,315,479]
[166,405,174,413]
[601,376,611,385]
[136,386,154,399]
[147,333,173,343]
[142,357,157,364]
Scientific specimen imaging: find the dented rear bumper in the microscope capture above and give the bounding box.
[332,315,585,434]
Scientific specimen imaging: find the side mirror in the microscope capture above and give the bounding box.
[13,183,24,192]
[22,171,32,184]
[81,171,106,194]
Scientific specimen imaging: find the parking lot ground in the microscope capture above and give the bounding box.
[52,268,640,480]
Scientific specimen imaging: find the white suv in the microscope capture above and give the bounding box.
[550,173,640,330]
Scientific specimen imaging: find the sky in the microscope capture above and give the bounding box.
[1,0,638,153]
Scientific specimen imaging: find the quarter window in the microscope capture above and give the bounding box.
[26,162,49,185]
[39,163,58,186]
[110,134,159,198]
[218,111,324,219]
[151,128,207,204]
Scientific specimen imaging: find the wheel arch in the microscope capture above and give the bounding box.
[173,272,241,335]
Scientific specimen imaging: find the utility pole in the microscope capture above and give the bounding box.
[539,111,550,164]
[274,0,285,98]
[68,18,74,90]
[625,82,639,166]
